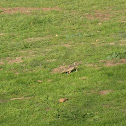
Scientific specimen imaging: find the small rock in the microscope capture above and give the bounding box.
[58,98,68,103]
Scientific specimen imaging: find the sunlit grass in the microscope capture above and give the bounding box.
[0,0,126,126]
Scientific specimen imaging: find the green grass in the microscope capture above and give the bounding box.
[0,0,126,126]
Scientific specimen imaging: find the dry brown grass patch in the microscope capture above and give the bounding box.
[25,37,44,42]
[119,39,126,46]
[61,43,74,48]
[121,109,126,113]
[47,79,53,82]
[86,10,110,21]
[79,76,88,80]
[104,59,126,67]
[99,90,112,95]
[0,33,5,36]
[0,60,4,65]
[46,59,56,62]
[10,97,31,101]
[0,99,8,104]
[0,7,60,14]
[86,64,101,69]
[42,8,60,11]
[37,80,43,83]
[25,35,53,42]
[20,49,36,58]
[6,57,23,64]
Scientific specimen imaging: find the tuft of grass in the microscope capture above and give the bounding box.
[107,51,126,59]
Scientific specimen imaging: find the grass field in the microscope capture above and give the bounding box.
[0,0,126,126]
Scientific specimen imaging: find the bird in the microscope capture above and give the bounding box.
[51,62,81,74]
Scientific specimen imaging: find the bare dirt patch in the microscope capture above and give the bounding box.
[108,42,115,45]
[100,41,126,46]
[6,57,23,64]
[86,10,110,21]
[0,33,5,36]
[119,39,126,46]
[121,109,126,113]
[119,43,126,46]
[0,99,8,104]
[53,43,74,49]
[61,44,74,48]
[87,64,98,67]
[10,97,31,101]
[47,79,53,82]
[0,7,60,14]
[87,90,112,95]
[25,37,44,42]
[104,59,126,67]
[99,90,112,95]
[25,35,53,42]
[42,8,60,11]
[37,80,43,83]
[86,64,101,69]
[121,20,126,23]
[0,60,4,65]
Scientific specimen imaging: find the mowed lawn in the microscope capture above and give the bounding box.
[0,0,126,126]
